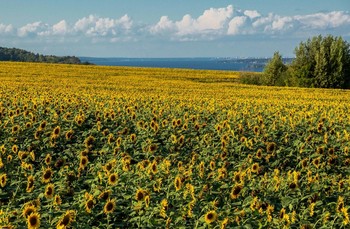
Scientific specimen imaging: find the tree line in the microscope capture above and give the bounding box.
[0,47,92,65]
[240,35,350,89]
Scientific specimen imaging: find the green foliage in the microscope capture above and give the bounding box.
[238,72,264,85]
[263,52,288,86]
[290,35,350,89]
[0,47,91,65]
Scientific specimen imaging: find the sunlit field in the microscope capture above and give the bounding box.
[1,62,350,228]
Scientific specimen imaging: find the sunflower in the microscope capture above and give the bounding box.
[12,144,18,154]
[45,154,52,165]
[44,183,54,199]
[174,176,182,191]
[230,184,243,199]
[129,133,136,142]
[26,122,32,128]
[266,142,276,153]
[312,157,320,168]
[85,198,94,213]
[151,161,158,174]
[53,195,62,206]
[209,161,215,171]
[65,130,73,140]
[279,208,286,220]
[204,210,218,224]
[104,199,116,214]
[337,196,345,213]
[57,210,76,228]
[26,175,35,192]
[289,182,297,190]
[145,195,150,208]
[251,163,259,173]
[52,126,60,138]
[42,167,53,183]
[148,144,157,152]
[98,190,111,200]
[84,136,95,149]
[108,173,118,186]
[256,149,263,159]
[22,205,36,218]
[0,173,7,187]
[178,135,185,145]
[79,156,89,169]
[27,212,40,229]
[11,125,20,134]
[221,218,229,229]
[135,189,147,201]
[116,137,122,147]
[39,121,47,130]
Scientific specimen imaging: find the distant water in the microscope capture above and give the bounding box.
[79,57,293,72]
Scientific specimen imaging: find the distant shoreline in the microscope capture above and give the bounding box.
[80,57,294,72]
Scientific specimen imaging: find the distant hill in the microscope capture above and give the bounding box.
[0,47,91,65]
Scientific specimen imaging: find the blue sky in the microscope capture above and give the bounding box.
[0,0,349,57]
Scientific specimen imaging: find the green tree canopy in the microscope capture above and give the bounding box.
[263,51,288,86]
[290,35,350,89]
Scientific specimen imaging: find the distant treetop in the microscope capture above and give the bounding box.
[0,47,92,65]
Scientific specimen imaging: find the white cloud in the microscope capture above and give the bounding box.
[244,10,261,19]
[53,20,68,35]
[3,6,350,43]
[295,11,350,29]
[227,16,247,35]
[18,21,49,37]
[0,23,13,35]
[151,5,233,37]
[267,16,294,31]
[150,16,175,34]
[74,14,132,37]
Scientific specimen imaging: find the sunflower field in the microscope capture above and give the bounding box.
[0,62,350,228]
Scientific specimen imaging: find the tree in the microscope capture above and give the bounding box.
[263,51,288,86]
[290,35,350,89]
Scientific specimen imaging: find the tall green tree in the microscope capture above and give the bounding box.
[290,35,350,88]
[263,51,288,86]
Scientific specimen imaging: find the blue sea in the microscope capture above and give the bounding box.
[79,57,293,72]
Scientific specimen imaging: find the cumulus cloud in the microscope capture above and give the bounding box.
[295,11,350,29]
[227,16,247,35]
[53,20,69,35]
[0,23,14,35]
[244,10,261,19]
[3,6,350,43]
[150,5,233,38]
[74,14,132,36]
[18,21,50,37]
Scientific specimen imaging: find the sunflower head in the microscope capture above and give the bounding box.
[266,142,276,153]
[204,210,218,224]
[251,163,259,173]
[84,136,95,148]
[53,195,62,206]
[135,189,147,201]
[42,167,53,183]
[45,154,52,165]
[108,173,118,186]
[230,184,243,199]
[79,156,89,169]
[104,199,116,214]
[57,210,76,228]
[0,173,7,187]
[26,175,35,192]
[44,183,54,199]
[85,199,94,213]
[22,205,36,218]
[174,176,182,191]
[27,212,40,229]
[98,190,111,200]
